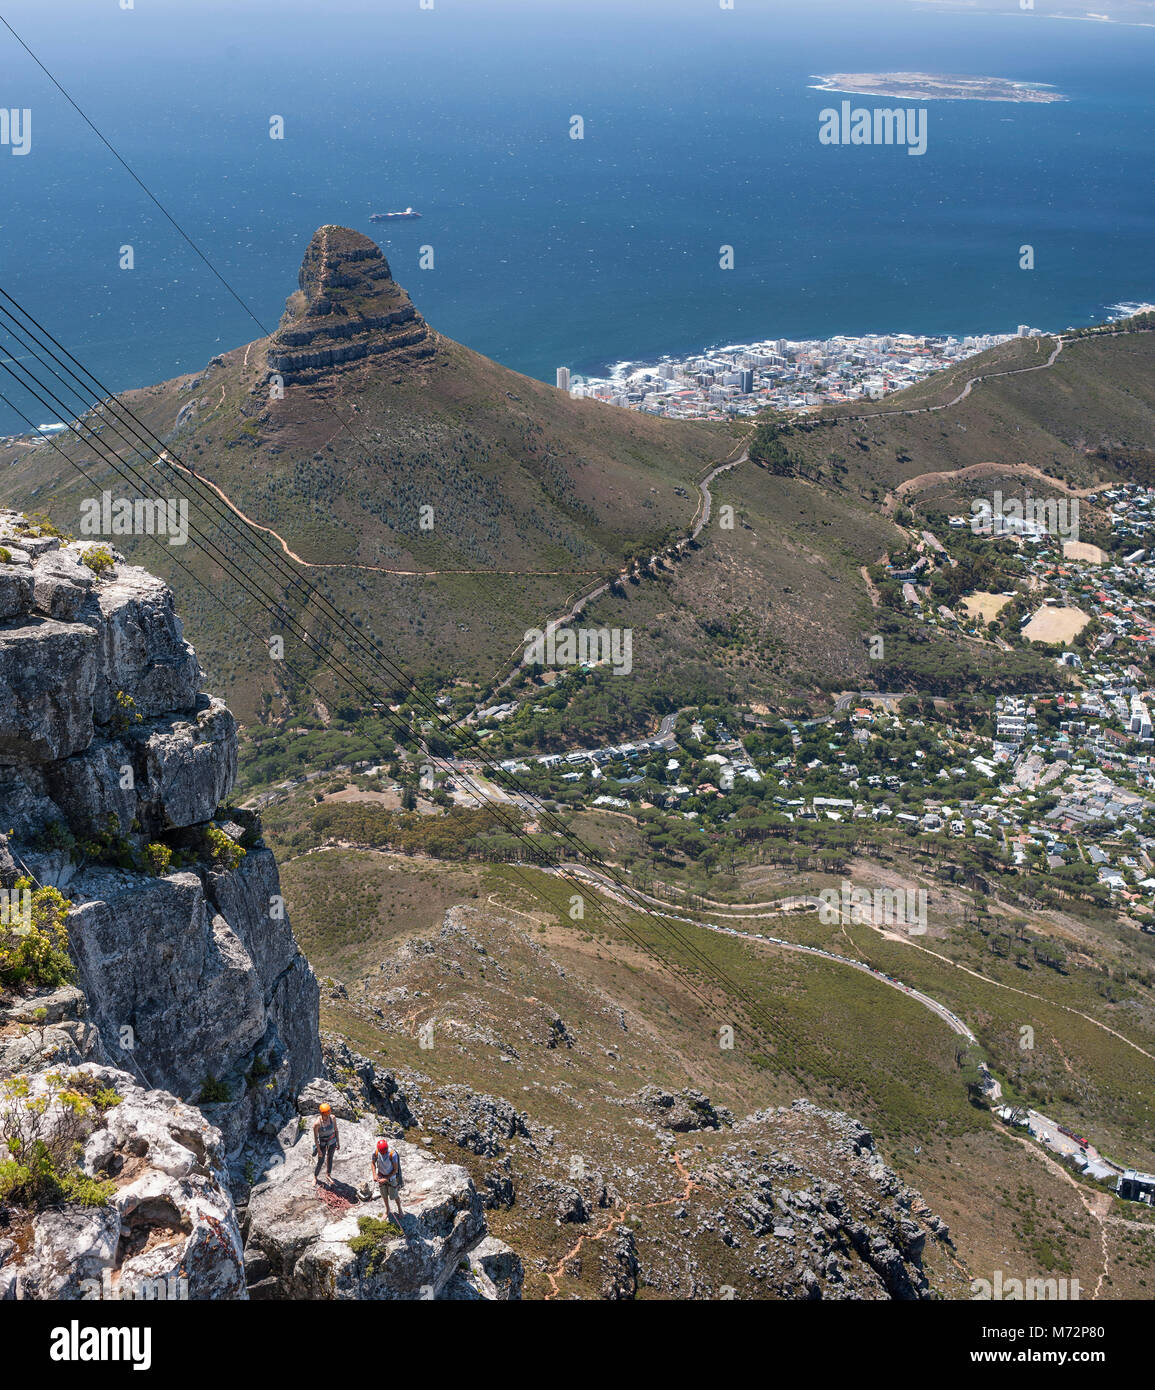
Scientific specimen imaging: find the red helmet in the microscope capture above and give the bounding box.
[377,1139,389,1152]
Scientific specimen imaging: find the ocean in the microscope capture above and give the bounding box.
[0,0,1153,434]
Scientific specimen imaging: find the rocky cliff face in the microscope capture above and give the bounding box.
[265,225,437,385]
[0,514,519,1300]
[0,511,321,1155]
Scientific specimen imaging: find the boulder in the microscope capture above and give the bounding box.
[2,1066,245,1301]
[0,617,98,763]
[442,1235,524,1301]
[245,1115,518,1300]
[428,1083,531,1156]
[87,567,201,724]
[635,1085,732,1132]
[0,565,34,621]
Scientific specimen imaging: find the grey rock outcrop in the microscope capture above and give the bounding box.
[0,517,321,1160]
[0,985,105,1076]
[0,518,200,769]
[600,1225,639,1300]
[676,1100,940,1300]
[322,1038,415,1129]
[634,1085,733,1133]
[425,1084,532,1157]
[0,1066,244,1302]
[244,1114,520,1300]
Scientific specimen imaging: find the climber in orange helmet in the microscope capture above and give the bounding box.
[313,1102,339,1185]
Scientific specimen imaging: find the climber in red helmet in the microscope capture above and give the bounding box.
[371,1137,404,1221]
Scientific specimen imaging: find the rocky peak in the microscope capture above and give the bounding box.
[265,226,436,385]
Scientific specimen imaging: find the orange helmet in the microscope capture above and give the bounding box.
[319,1103,331,1115]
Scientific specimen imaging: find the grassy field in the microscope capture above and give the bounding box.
[1022,606,1091,644]
[962,592,1012,624]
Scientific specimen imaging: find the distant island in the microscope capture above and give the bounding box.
[811,72,1066,103]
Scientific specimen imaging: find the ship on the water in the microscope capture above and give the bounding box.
[370,207,422,221]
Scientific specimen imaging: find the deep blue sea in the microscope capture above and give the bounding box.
[0,0,1153,435]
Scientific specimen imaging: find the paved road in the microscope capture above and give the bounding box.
[555,864,976,1042]
[839,335,1066,422]
[691,449,748,538]
[1022,1110,1117,1171]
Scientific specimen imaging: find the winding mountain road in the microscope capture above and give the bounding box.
[839,335,1066,422]
[552,863,976,1042]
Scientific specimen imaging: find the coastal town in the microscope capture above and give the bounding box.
[558,326,1040,418]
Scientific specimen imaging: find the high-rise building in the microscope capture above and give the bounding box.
[739,369,754,394]
[556,367,571,391]
[1017,325,1029,338]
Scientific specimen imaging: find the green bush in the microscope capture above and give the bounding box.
[77,814,135,871]
[197,1075,231,1104]
[204,825,246,872]
[0,1072,115,1210]
[31,820,76,855]
[245,1054,271,1089]
[349,1215,403,1274]
[80,545,115,576]
[15,512,71,541]
[0,879,74,992]
[143,842,172,877]
[108,691,143,734]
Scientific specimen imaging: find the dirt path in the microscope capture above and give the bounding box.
[544,1147,702,1299]
[887,459,1102,514]
[166,456,600,578]
[564,863,1155,1164]
[555,864,976,1041]
[846,335,1066,426]
[879,930,1155,1065]
[486,437,753,689]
